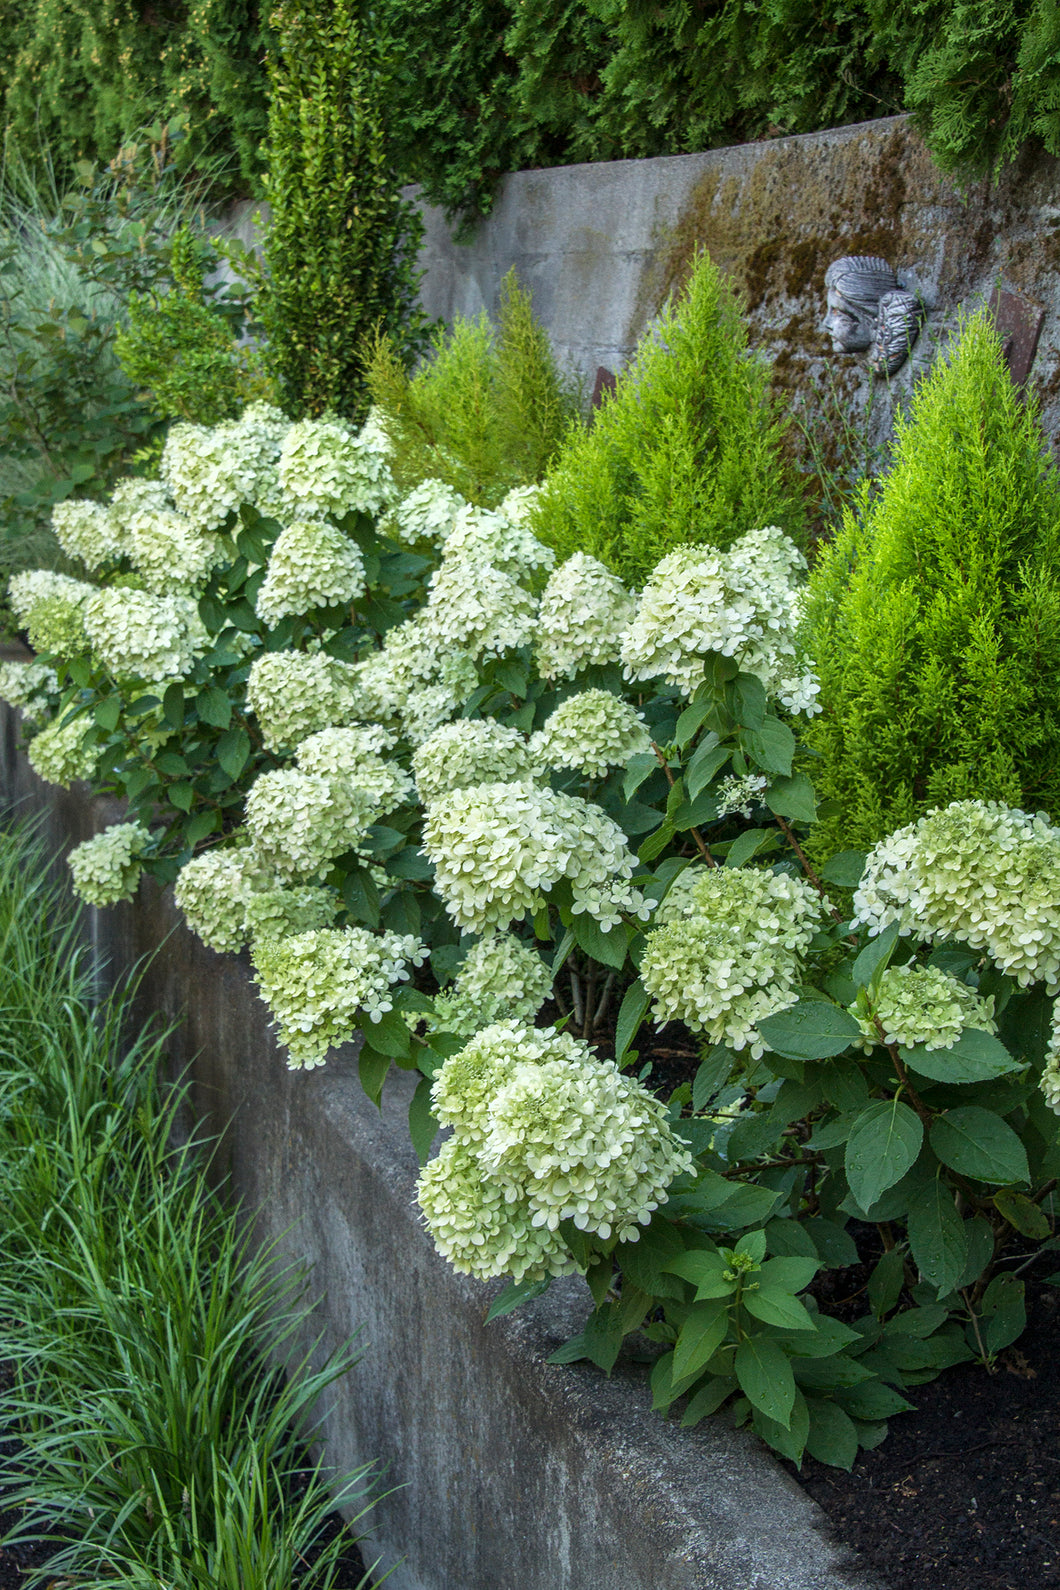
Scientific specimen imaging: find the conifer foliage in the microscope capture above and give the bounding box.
[258,0,427,420]
[530,250,802,586]
[803,312,1060,857]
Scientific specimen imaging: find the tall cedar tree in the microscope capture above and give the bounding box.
[803,312,1060,858]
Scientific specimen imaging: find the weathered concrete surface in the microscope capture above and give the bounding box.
[411,114,1060,463]
[0,702,882,1590]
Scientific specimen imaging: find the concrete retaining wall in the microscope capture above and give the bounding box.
[0,698,881,1590]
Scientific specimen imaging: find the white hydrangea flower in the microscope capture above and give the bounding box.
[641,917,802,1056]
[107,476,172,537]
[530,690,650,781]
[296,722,414,829]
[431,932,553,1039]
[350,614,479,744]
[162,404,290,531]
[51,499,122,571]
[242,884,339,944]
[716,773,771,819]
[1040,1005,1060,1115]
[422,558,537,661]
[119,501,223,594]
[83,589,206,682]
[418,1022,693,1278]
[620,526,821,713]
[174,848,269,954]
[423,779,647,934]
[642,865,823,1055]
[412,719,533,806]
[26,714,98,788]
[7,570,96,627]
[278,414,395,520]
[854,801,1060,992]
[245,768,355,879]
[246,652,361,752]
[0,659,58,722]
[255,519,367,626]
[416,1136,575,1283]
[854,963,996,1053]
[441,504,554,582]
[252,925,427,1067]
[497,484,541,526]
[67,820,150,905]
[382,478,468,547]
[24,594,91,657]
[535,553,636,681]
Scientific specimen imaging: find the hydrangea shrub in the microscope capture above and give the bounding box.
[3,309,1059,1474]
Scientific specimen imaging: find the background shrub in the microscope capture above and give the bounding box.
[803,311,1060,857]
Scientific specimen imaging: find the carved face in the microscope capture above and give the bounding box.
[822,257,900,352]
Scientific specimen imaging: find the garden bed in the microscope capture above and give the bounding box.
[0,696,876,1590]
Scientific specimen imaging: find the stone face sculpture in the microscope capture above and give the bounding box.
[823,255,926,376]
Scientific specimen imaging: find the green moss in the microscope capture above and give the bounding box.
[803,311,1060,856]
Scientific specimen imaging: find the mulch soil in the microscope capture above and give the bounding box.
[0,1362,375,1590]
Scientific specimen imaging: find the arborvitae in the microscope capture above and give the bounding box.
[258,0,427,420]
[529,250,802,587]
[365,270,579,504]
[803,312,1060,857]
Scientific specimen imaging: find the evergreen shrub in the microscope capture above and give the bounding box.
[258,0,431,421]
[531,250,802,586]
[803,311,1060,858]
[366,270,580,505]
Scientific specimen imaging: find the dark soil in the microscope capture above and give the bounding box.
[0,1362,375,1590]
[796,1275,1060,1589]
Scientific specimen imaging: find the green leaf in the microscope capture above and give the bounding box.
[852,921,899,994]
[571,912,632,971]
[638,818,675,864]
[685,740,731,799]
[901,1028,1022,1086]
[216,728,250,780]
[672,789,721,830]
[757,1256,820,1292]
[743,1287,816,1332]
[979,1274,1026,1355]
[752,1388,810,1464]
[693,1044,738,1110]
[680,1375,737,1426]
[735,1335,796,1426]
[765,772,817,825]
[837,1382,914,1421]
[930,1107,1030,1186]
[821,851,867,889]
[197,685,232,730]
[94,696,121,732]
[822,1060,870,1114]
[723,827,773,868]
[168,780,194,813]
[184,809,220,846]
[803,1218,860,1268]
[764,1219,819,1260]
[732,673,767,729]
[388,847,434,882]
[758,1000,861,1061]
[845,1099,923,1210]
[664,1250,733,1299]
[162,681,185,729]
[364,1009,413,1059]
[358,1046,391,1107]
[675,701,715,748]
[408,1075,440,1165]
[805,1399,859,1469]
[993,1188,1051,1239]
[746,716,795,777]
[867,1246,907,1318]
[907,1180,969,1294]
[485,1277,550,1322]
[673,1299,729,1382]
[623,752,658,801]
[615,978,650,1061]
